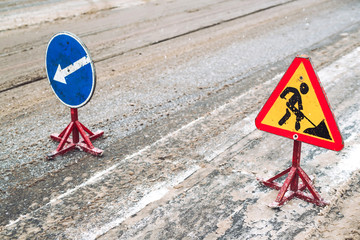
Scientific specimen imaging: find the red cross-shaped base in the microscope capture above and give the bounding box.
[47,108,104,159]
[258,140,328,207]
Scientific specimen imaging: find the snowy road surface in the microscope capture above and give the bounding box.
[1,0,360,239]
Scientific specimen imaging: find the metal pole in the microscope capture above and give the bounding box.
[71,108,79,143]
[290,140,301,192]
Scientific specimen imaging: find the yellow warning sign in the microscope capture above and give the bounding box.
[255,56,343,151]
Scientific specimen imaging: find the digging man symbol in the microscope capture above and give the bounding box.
[278,78,309,131]
[277,77,332,140]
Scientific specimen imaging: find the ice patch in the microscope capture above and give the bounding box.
[0,0,146,31]
[318,47,360,88]
[338,144,360,172]
[77,165,200,240]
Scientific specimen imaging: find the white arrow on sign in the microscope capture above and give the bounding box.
[53,55,91,84]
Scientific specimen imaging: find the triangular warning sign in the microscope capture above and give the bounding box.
[255,56,343,151]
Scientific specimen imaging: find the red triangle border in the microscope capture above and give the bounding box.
[255,56,343,151]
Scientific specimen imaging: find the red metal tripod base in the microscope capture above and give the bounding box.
[47,109,104,159]
[48,130,104,159]
[259,141,328,208]
[259,166,328,208]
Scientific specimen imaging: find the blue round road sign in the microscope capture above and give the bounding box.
[46,32,95,108]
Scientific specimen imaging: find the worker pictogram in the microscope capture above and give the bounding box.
[255,55,343,151]
[256,55,344,207]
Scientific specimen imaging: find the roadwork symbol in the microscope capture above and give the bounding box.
[256,56,344,207]
[255,55,343,151]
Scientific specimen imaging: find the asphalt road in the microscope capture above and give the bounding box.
[1,0,360,239]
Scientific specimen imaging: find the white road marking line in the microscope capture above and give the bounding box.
[78,166,200,240]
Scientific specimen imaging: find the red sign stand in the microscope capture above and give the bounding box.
[47,108,104,159]
[259,140,328,207]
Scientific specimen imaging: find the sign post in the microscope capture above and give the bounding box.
[255,55,343,207]
[45,32,104,159]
